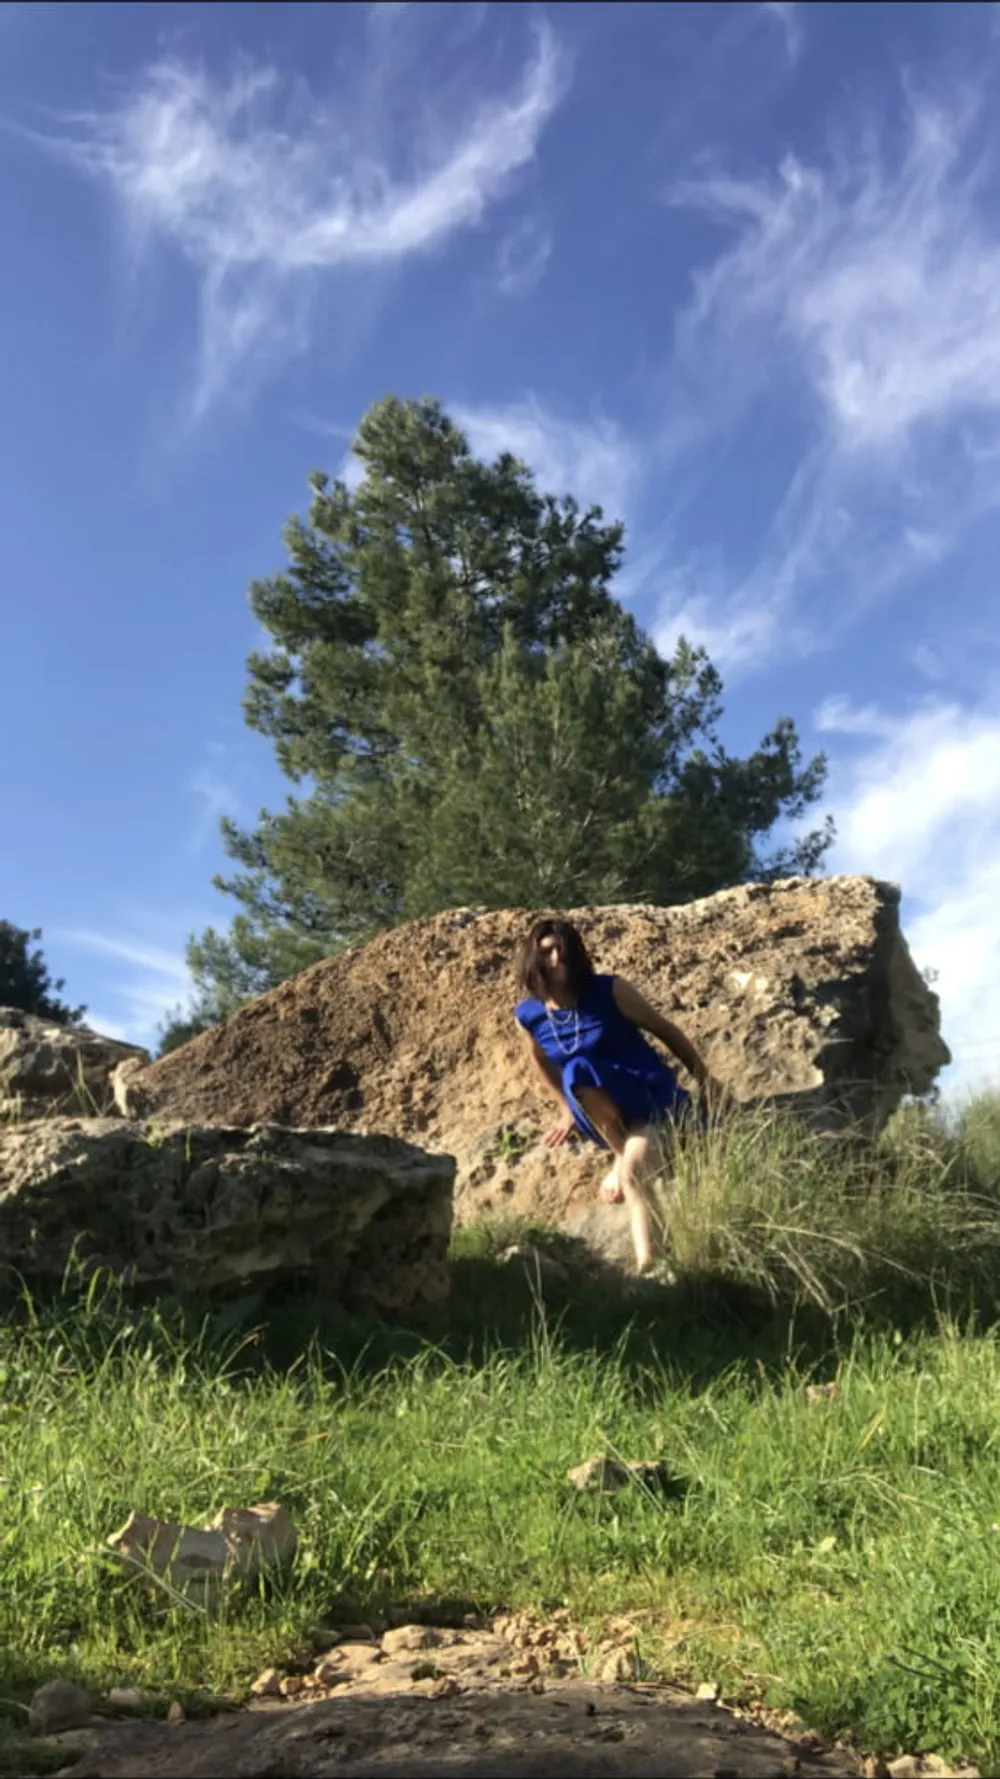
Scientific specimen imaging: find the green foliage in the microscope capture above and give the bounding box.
[177,394,830,1021]
[0,922,85,1025]
[155,1009,215,1057]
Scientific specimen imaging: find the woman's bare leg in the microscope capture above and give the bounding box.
[576,1089,657,1272]
[575,1086,629,1161]
[619,1132,657,1272]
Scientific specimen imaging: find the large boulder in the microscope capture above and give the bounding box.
[0,1008,148,1122]
[108,877,950,1245]
[0,1120,453,1310]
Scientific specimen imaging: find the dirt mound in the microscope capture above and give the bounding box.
[117,878,948,1252]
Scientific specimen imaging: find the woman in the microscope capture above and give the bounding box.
[514,916,726,1274]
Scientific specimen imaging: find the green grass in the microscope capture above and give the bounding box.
[659,1088,1000,1316]
[3,1093,1000,1770]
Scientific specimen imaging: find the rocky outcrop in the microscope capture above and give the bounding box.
[0,1120,453,1310]
[0,1008,148,1122]
[106,877,949,1245]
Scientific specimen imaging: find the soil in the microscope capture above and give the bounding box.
[47,1615,863,1778]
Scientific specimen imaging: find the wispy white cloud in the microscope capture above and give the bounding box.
[818,694,1000,1095]
[80,1010,130,1043]
[189,743,240,853]
[653,81,1000,675]
[453,394,640,522]
[28,23,567,418]
[336,450,366,493]
[496,214,553,296]
[760,1,802,66]
[55,929,193,1044]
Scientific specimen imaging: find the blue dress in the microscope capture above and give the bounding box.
[514,972,692,1149]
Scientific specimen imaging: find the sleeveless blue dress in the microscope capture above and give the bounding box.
[514,972,692,1149]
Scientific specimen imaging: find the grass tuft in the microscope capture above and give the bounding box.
[656,1092,1000,1316]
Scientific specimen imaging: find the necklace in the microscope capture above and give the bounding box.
[546,1003,583,1057]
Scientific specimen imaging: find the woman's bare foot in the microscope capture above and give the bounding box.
[599,1161,623,1204]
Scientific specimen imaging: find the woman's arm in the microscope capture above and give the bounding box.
[521,1029,567,1106]
[519,1027,577,1146]
[611,976,720,1093]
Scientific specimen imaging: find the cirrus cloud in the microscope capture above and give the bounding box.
[818,692,1000,1095]
[26,23,568,418]
[452,394,641,523]
[653,78,1000,677]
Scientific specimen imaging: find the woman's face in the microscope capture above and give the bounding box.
[538,931,568,992]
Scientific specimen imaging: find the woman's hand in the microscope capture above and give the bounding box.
[543,1106,577,1148]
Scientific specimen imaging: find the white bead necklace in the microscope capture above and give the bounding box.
[546,1003,583,1057]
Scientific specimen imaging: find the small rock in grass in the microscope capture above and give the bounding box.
[499,1244,569,1285]
[250,1667,283,1698]
[166,1701,185,1725]
[886,1762,976,1779]
[314,1646,382,1686]
[695,1681,720,1702]
[29,1679,92,1736]
[567,1455,668,1494]
[804,1382,839,1403]
[599,1650,632,1683]
[794,1730,826,1753]
[107,1687,151,1712]
[382,1625,447,1656]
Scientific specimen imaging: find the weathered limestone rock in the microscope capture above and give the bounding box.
[0,1120,453,1309]
[106,1502,297,1608]
[566,1456,670,1494]
[29,1678,92,1736]
[0,1008,148,1122]
[104,878,949,1242]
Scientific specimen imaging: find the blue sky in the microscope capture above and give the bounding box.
[3,1,1000,1093]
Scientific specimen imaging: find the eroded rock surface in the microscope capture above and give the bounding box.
[0,1007,148,1122]
[108,878,948,1244]
[0,1121,453,1308]
[43,1613,861,1778]
[50,1685,862,1778]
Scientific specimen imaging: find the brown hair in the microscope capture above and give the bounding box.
[517,917,595,1004]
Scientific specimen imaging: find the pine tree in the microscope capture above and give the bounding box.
[178,395,831,1027]
[0,923,86,1025]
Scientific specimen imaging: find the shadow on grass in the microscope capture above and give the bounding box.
[5,1206,1000,1397]
[9,1231,990,1398]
